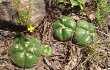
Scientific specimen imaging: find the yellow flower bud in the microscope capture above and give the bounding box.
[28,26,35,32]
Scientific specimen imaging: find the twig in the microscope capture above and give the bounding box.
[74,52,95,69]
[95,27,110,38]
[44,57,54,70]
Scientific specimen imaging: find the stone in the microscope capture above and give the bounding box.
[12,0,46,27]
[0,0,46,27]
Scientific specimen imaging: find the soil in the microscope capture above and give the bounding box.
[0,0,110,70]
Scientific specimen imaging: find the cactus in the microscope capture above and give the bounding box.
[74,20,97,46]
[53,16,76,41]
[42,44,53,57]
[9,36,42,67]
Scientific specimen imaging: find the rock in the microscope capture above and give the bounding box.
[0,1,14,21]
[0,0,46,27]
[12,0,46,27]
[88,13,95,21]
[30,0,46,27]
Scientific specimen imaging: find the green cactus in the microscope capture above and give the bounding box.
[42,44,53,57]
[74,20,97,46]
[53,16,76,41]
[9,36,42,67]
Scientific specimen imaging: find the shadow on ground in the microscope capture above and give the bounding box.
[0,20,27,32]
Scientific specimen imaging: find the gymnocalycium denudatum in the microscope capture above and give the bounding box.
[74,20,97,46]
[42,44,53,57]
[9,36,52,68]
[53,16,98,46]
[53,16,76,41]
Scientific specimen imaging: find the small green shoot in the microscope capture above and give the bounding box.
[96,0,110,28]
[58,0,87,8]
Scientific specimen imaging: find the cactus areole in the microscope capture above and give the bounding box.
[53,16,76,41]
[75,20,97,46]
[9,36,42,67]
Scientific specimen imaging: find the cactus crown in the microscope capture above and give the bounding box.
[74,20,97,46]
[53,16,76,41]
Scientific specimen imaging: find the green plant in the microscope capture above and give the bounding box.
[58,0,87,7]
[42,44,53,57]
[13,0,32,25]
[9,36,52,67]
[96,0,110,27]
[53,16,76,41]
[13,0,35,32]
[14,11,31,25]
[74,20,97,46]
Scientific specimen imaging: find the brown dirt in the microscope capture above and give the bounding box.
[0,0,110,70]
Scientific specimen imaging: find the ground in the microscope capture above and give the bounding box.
[0,0,110,70]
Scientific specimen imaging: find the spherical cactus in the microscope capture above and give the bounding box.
[9,36,42,67]
[41,44,53,57]
[74,20,97,46]
[53,16,76,41]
